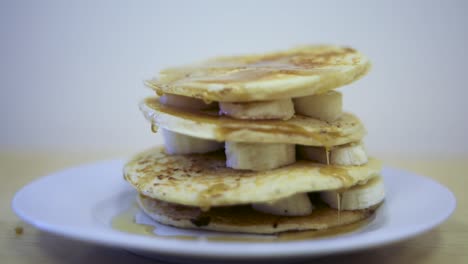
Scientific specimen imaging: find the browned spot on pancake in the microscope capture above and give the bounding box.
[124,146,382,208]
[144,45,370,102]
[190,215,211,227]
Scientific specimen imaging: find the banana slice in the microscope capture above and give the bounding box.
[252,193,313,216]
[162,128,223,155]
[225,142,295,171]
[321,176,385,210]
[293,91,342,122]
[331,142,368,166]
[298,142,368,166]
[219,99,294,120]
[160,94,216,110]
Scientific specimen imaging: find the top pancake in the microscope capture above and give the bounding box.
[146,45,371,102]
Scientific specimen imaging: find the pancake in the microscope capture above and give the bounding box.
[124,146,382,208]
[146,45,370,102]
[138,194,379,234]
[140,97,366,147]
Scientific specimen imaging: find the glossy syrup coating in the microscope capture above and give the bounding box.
[124,146,382,208]
[146,45,371,102]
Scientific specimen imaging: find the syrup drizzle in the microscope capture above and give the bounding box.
[325,147,330,165]
[337,193,342,224]
[111,205,371,242]
[151,123,159,133]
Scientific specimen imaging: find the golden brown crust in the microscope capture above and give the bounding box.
[140,97,366,146]
[146,45,371,102]
[124,147,382,208]
[138,195,380,234]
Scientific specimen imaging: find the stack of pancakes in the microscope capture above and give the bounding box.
[124,45,384,234]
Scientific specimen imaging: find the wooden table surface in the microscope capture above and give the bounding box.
[1,151,466,263]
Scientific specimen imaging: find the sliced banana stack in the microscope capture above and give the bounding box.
[219,99,295,120]
[133,45,383,234]
[252,193,314,216]
[331,143,368,166]
[225,141,295,171]
[294,91,343,122]
[162,128,223,155]
[159,94,222,155]
[298,142,368,166]
[320,176,385,210]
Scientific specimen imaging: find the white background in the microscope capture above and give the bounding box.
[1,0,467,156]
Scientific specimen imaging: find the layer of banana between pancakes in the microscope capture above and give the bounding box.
[137,194,379,235]
[124,147,381,208]
[140,97,366,147]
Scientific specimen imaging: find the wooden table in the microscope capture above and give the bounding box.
[1,151,466,263]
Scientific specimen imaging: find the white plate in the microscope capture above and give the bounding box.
[12,160,456,262]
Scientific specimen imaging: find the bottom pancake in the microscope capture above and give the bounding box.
[138,194,380,235]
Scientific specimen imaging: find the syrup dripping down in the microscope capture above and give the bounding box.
[151,123,159,133]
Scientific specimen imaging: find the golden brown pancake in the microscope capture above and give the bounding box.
[146,45,370,102]
[140,97,366,147]
[124,147,382,208]
[138,194,379,234]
